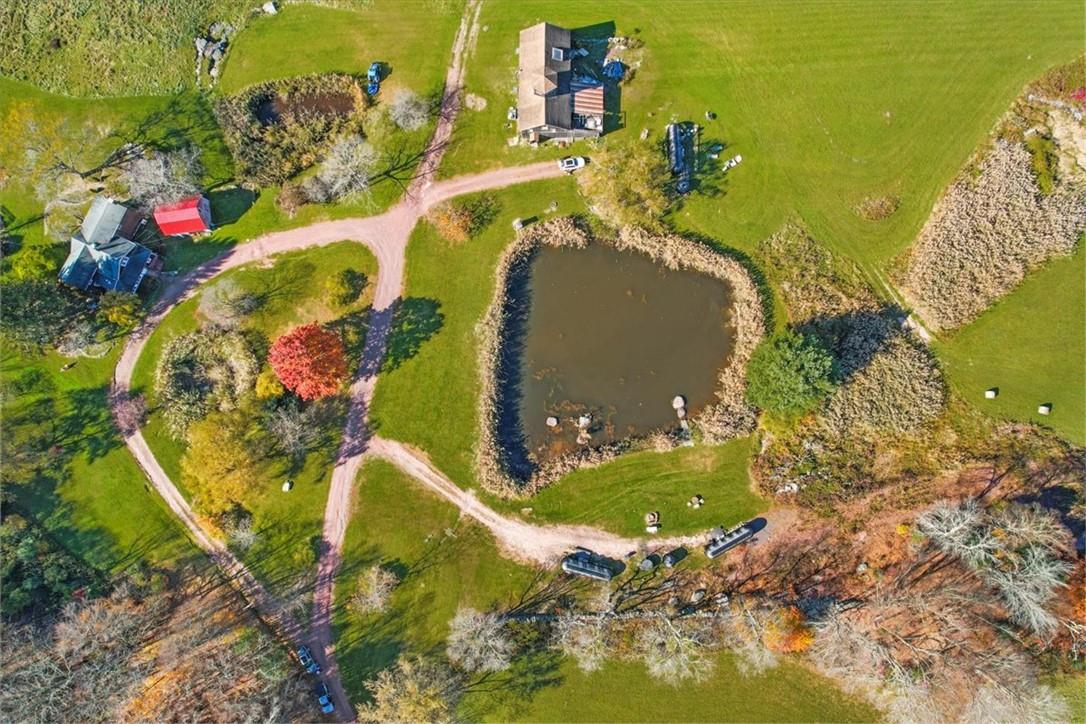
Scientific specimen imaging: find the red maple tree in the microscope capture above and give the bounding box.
[268,323,348,400]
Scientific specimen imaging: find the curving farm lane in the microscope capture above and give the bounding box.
[109,0,745,719]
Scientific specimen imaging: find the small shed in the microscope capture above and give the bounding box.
[154,195,212,236]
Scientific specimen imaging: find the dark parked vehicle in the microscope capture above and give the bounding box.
[296,645,320,674]
[315,682,335,714]
[662,547,688,568]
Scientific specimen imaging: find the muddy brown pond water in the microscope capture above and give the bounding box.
[496,242,735,475]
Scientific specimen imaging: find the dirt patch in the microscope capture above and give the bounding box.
[464,92,487,111]
[853,194,899,221]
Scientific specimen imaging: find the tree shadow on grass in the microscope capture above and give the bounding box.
[460,648,564,721]
[328,307,372,368]
[208,187,257,226]
[381,297,444,372]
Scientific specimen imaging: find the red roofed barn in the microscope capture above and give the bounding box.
[154,195,212,236]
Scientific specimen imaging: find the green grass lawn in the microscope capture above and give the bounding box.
[370,179,587,487]
[498,437,766,538]
[219,1,464,97]
[130,242,378,590]
[937,247,1085,446]
[333,458,540,699]
[501,656,877,723]
[334,459,875,722]
[444,1,1082,273]
[1,347,195,575]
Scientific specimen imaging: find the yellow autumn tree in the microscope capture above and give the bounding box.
[181,409,259,516]
[762,606,814,654]
[254,367,285,399]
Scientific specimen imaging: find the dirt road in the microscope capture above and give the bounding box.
[369,438,713,563]
[110,1,564,719]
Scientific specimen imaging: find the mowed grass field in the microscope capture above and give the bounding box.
[129,242,378,590]
[938,246,1086,446]
[1,347,196,574]
[498,438,766,538]
[333,459,877,722]
[446,0,1082,269]
[219,1,464,97]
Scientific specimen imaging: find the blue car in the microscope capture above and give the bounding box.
[367,62,381,96]
[315,682,335,714]
[296,645,321,675]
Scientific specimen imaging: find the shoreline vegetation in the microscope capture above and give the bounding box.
[474,217,766,498]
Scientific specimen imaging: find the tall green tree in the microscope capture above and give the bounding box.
[0,280,84,352]
[746,330,836,417]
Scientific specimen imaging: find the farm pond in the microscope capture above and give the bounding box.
[497,242,736,471]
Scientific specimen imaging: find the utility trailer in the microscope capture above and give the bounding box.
[704,524,755,559]
[665,123,694,194]
[561,549,614,581]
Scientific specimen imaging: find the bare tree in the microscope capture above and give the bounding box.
[959,682,1069,724]
[721,599,780,677]
[917,501,1071,636]
[113,393,148,436]
[634,615,715,685]
[351,565,400,614]
[305,134,379,203]
[358,655,463,724]
[225,515,259,551]
[445,607,513,673]
[551,614,610,672]
[198,278,261,329]
[389,89,431,131]
[0,585,166,722]
[124,146,203,211]
[264,401,322,463]
[55,318,104,358]
[916,500,995,568]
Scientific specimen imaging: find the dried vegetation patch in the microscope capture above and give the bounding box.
[754,228,953,505]
[900,61,1086,332]
[214,74,366,187]
[900,140,1085,331]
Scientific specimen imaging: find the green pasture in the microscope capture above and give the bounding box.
[444,0,1082,271]
[1,347,195,574]
[938,247,1085,446]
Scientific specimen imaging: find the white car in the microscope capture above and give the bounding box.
[558,156,587,173]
